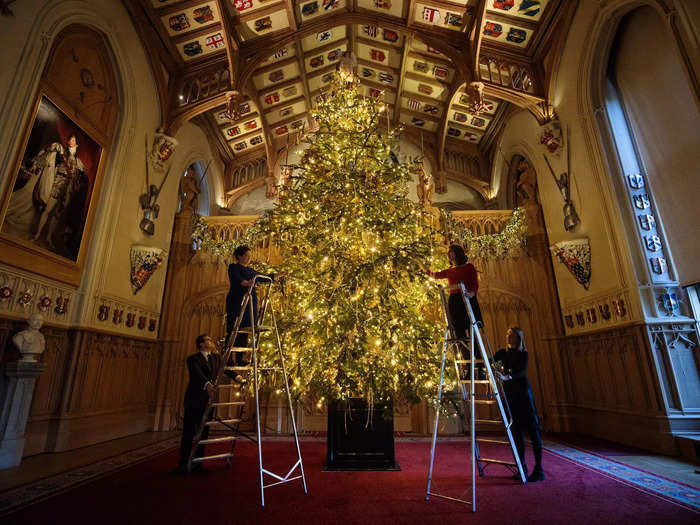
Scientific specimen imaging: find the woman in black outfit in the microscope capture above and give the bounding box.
[225,245,274,363]
[493,326,545,482]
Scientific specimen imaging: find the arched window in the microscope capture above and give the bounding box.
[603,6,700,317]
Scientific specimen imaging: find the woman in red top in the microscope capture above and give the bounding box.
[428,244,483,341]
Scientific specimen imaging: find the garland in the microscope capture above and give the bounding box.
[193,207,528,262]
[440,206,528,260]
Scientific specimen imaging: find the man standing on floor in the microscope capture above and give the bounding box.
[177,333,222,474]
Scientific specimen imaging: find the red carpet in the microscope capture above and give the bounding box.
[4,439,697,524]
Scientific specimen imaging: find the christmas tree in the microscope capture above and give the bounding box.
[245,72,446,404]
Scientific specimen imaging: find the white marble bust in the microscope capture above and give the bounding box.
[13,313,46,363]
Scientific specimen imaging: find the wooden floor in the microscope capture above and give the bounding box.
[611,454,700,488]
[0,430,179,491]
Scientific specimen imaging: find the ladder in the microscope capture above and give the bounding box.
[187,274,307,507]
[425,282,526,512]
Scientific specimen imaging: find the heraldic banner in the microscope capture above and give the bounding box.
[130,245,166,294]
[550,238,591,290]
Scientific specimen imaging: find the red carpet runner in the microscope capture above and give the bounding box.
[3,440,697,524]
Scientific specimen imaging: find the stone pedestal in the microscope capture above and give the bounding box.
[0,361,45,469]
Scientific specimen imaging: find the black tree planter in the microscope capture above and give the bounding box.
[324,398,400,471]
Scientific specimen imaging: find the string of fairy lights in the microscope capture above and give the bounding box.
[192,72,527,408]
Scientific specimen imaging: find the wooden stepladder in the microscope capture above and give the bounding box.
[425,283,526,512]
[187,274,307,507]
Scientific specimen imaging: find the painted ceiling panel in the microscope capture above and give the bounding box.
[236,9,289,41]
[260,81,305,108]
[356,41,401,69]
[400,111,440,133]
[481,18,533,47]
[356,24,404,48]
[414,3,471,32]
[161,3,221,37]
[401,96,443,118]
[177,29,227,61]
[297,0,347,22]
[258,46,298,67]
[486,0,548,22]
[300,25,347,52]
[402,76,448,101]
[356,0,405,19]
[406,55,453,84]
[230,0,275,16]
[266,99,308,125]
[271,116,309,138]
[304,42,348,71]
[252,61,302,89]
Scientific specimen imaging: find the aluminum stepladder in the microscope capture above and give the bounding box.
[425,282,526,512]
[187,274,307,507]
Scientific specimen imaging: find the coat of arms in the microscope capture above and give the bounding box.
[423,7,439,23]
[633,194,650,209]
[378,73,393,84]
[645,235,662,252]
[550,238,591,290]
[627,173,644,189]
[539,120,563,156]
[301,1,318,16]
[183,41,202,57]
[444,12,463,27]
[650,257,667,275]
[169,14,190,32]
[483,22,502,38]
[507,28,527,44]
[413,62,429,73]
[130,246,166,295]
[639,214,655,231]
[150,132,178,172]
[193,6,214,24]
[433,66,448,80]
[254,16,272,32]
[493,0,514,10]
[269,70,284,83]
[370,49,386,62]
[383,30,398,42]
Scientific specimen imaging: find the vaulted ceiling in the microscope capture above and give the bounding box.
[124,0,576,205]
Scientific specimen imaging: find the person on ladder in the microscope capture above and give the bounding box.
[176,333,223,474]
[493,327,545,482]
[225,245,277,367]
[426,244,484,367]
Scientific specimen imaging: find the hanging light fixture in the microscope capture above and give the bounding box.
[337,51,358,83]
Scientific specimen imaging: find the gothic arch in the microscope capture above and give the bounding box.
[0,1,162,324]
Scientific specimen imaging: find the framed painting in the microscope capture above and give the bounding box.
[0,94,106,285]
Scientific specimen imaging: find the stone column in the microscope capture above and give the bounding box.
[0,361,45,469]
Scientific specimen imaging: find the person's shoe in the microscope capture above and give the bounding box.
[513,465,527,481]
[527,467,545,482]
[174,466,188,476]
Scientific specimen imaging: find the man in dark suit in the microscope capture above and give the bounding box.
[177,333,222,473]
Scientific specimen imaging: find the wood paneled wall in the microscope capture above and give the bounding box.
[1,318,161,455]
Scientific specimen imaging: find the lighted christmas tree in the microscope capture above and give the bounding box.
[242,72,446,404]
